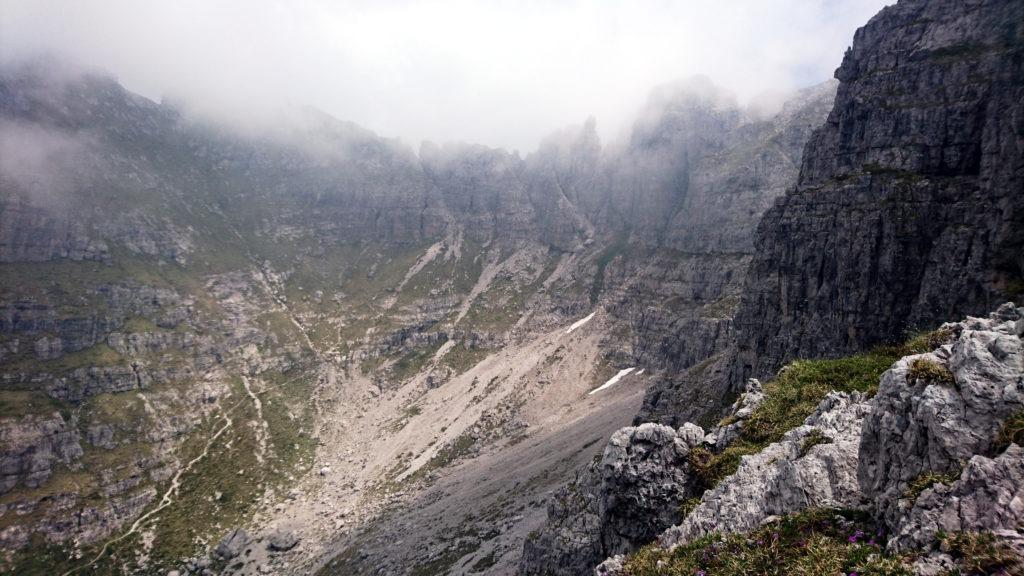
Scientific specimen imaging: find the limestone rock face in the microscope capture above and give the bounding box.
[590,304,1023,575]
[0,412,82,494]
[659,391,870,548]
[893,444,1024,557]
[520,423,704,576]
[598,424,701,556]
[520,461,604,576]
[729,0,1024,392]
[858,303,1024,534]
[600,80,837,379]
[0,198,109,263]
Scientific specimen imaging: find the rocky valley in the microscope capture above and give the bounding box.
[0,0,1022,575]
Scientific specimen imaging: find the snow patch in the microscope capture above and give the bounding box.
[566,312,597,334]
[589,367,635,395]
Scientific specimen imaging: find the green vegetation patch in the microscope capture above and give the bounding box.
[741,351,899,446]
[992,410,1024,455]
[687,444,760,491]
[937,531,1024,576]
[907,358,955,386]
[905,470,960,502]
[677,497,702,519]
[799,429,834,458]
[685,329,954,493]
[441,344,491,376]
[624,508,913,576]
[0,390,68,419]
[3,342,124,377]
[589,240,627,304]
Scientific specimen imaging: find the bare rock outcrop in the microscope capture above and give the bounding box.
[520,423,704,576]
[858,302,1024,537]
[728,0,1024,399]
[895,444,1024,559]
[0,412,82,494]
[592,304,1023,575]
[659,391,869,548]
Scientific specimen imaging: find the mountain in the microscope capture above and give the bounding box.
[524,0,1024,574]
[0,55,835,574]
[4,0,1020,573]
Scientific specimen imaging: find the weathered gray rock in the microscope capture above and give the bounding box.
[520,461,605,576]
[706,378,763,447]
[0,412,82,494]
[592,305,1023,574]
[594,554,625,576]
[601,80,836,416]
[892,444,1024,555]
[215,528,251,560]
[599,423,702,556]
[729,0,1024,394]
[858,305,1024,533]
[521,423,704,576]
[267,528,300,552]
[47,365,149,402]
[660,391,869,548]
[0,197,109,263]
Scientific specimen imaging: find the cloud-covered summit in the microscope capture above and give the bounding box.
[0,0,891,151]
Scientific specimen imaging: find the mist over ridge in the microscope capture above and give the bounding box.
[0,0,892,152]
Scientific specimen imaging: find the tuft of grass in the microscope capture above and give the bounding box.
[717,414,739,427]
[901,327,955,354]
[938,531,1024,576]
[623,508,913,576]
[677,497,702,519]
[992,410,1024,454]
[687,444,760,491]
[799,429,833,458]
[907,358,955,386]
[905,470,960,502]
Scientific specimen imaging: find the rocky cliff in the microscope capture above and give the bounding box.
[639,0,1024,425]
[0,52,835,574]
[732,0,1024,386]
[595,304,1023,576]
[527,0,1024,573]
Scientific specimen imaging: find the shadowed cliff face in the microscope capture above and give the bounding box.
[636,0,1024,427]
[730,0,1024,385]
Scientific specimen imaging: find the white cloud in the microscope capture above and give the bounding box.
[0,0,892,151]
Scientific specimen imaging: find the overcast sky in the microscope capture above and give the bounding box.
[0,0,892,152]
